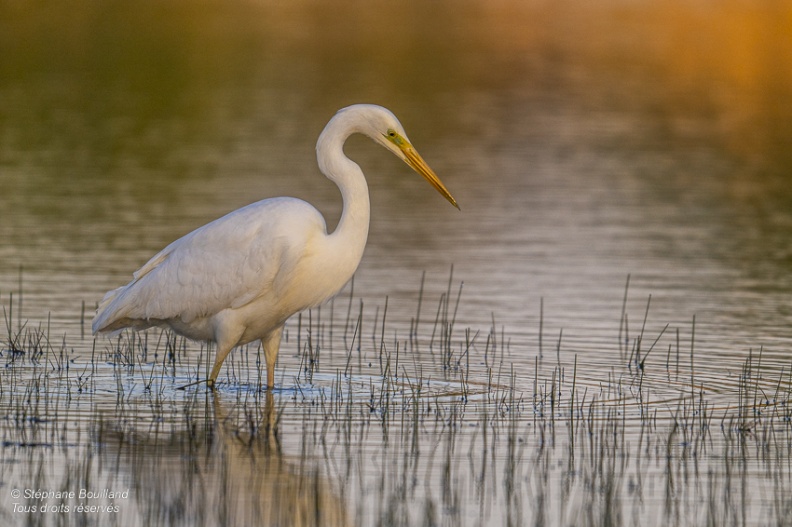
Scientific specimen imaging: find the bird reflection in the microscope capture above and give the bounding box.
[96,391,349,526]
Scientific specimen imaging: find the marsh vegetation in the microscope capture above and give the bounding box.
[2,275,790,526]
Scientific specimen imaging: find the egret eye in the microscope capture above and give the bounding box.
[385,129,404,145]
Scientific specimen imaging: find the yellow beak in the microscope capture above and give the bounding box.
[401,145,460,210]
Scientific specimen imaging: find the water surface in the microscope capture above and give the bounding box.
[1,1,792,525]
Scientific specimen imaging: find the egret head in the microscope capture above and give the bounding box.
[339,104,460,210]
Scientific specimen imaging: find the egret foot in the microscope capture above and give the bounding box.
[176,378,211,391]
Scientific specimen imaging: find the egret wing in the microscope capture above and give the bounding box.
[93,198,324,333]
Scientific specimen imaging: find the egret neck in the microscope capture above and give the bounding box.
[316,110,372,267]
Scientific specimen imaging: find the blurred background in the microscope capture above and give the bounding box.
[1,0,792,361]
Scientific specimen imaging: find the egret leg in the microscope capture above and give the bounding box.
[205,319,248,389]
[176,346,230,390]
[261,326,284,390]
[208,343,237,390]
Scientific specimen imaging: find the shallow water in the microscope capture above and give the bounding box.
[2,1,792,525]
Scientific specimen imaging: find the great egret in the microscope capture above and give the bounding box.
[93,104,458,390]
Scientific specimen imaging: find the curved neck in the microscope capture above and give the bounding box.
[316,111,371,257]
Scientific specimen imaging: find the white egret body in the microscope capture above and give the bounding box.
[93,104,458,389]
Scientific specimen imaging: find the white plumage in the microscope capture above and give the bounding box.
[93,104,458,389]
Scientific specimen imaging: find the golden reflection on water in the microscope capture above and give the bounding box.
[3,0,790,209]
[2,1,790,159]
